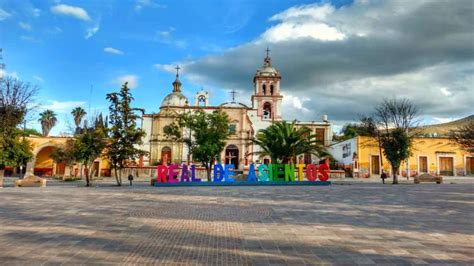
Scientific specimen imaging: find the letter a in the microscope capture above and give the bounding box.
[247,164,257,182]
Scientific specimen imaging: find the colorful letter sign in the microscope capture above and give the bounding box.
[155,162,331,185]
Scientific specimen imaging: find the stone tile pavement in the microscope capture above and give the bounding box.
[0,182,473,265]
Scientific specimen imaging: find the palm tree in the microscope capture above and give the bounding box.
[252,121,328,163]
[38,110,57,136]
[71,107,87,128]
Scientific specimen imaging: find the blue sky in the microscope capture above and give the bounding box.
[1,0,472,135]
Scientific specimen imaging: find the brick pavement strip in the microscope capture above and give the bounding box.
[0,183,473,265]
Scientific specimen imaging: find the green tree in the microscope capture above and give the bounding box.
[252,121,328,164]
[74,126,107,186]
[0,133,33,174]
[24,128,42,136]
[380,128,412,183]
[106,82,147,186]
[1,77,37,183]
[166,109,231,181]
[373,98,420,184]
[71,107,87,128]
[38,109,57,136]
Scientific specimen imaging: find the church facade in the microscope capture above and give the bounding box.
[140,52,333,169]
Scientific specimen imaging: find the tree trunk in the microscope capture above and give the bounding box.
[206,167,211,182]
[114,167,122,186]
[85,166,90,187]
[392,166,399,184]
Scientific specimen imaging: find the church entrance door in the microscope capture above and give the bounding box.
[225,145,239,169]
[161,147,172,165]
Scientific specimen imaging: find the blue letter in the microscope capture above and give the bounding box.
[180,164,190,182]
[213,164,224,182]
[258,164,269,181]
[224,164,235,182]
[247,164,257,182]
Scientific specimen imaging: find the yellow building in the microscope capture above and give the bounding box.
[19,136,111,177]
[330,136,474,177]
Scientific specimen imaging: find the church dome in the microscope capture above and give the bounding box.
[256,66,279,76]
[255,48,280,77]
[160,65,189,107]
[161,92,188,107]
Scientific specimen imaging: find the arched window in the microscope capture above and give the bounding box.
[198,95,206,107]
[270,85,274,95]
[263,102,272,120]
[262,84,266,95]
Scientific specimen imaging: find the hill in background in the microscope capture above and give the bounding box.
[416,115,473,137]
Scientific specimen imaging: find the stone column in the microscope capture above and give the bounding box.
[25,161,34,177]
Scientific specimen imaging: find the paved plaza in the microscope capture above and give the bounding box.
[0,181,473,265]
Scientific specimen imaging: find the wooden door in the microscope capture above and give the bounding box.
[93,161,100,177]
[371,155,380,175]
[419,156,428,173]
[439,157,454,176]
[466,157,474,175]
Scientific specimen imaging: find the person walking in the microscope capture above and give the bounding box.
[128,174,134,186]
[381,170,387,184]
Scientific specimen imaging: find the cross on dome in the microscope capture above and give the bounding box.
[230,89,237,102]
[175,65,181,77]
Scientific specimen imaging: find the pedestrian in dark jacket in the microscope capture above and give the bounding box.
[381,170,387,184]
[128,174,134,186]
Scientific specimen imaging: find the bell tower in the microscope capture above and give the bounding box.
[251,48,283,121]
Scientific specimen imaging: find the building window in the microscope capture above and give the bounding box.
[229,124,236,134]
[270,85,274,95]
[315,128,325,144]
[262,84,266,95]
[263,102,271,119]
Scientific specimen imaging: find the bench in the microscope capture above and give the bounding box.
[15,175,47,187]
[414,174,442,184]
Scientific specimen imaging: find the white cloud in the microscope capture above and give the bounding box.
[114,75,139,89]
[20,35,39,43]
[47,26,62,34]
[0,70,19,79]
[45,100,87,114]
[261,3,345,42]
[178,0,474,123]
[135,0,166,11]
[32,8,41,17]
[155,27,187,48]
[104,47,124,55]
[50,4,91,21]
[33,75,44,82]
[85,24,100,39]
[0,8,11,21]
[261,22,345,42]
[154,64,178,74]
[19,22,32,31]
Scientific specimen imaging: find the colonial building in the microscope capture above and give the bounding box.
[329,136,474,177]
[140,51,333,168]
